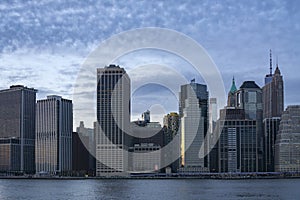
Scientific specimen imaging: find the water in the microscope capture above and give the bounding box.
[0,179,299,200]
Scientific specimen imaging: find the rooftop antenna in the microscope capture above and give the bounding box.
[269,49,272,75]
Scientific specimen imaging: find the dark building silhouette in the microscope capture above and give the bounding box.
[75,121,95,176]
[0,85,37,174]
[72,132,91,176]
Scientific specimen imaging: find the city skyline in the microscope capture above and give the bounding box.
[0,1,299,127]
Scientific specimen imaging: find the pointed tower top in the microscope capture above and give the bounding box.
[275,56,281,75]
[230,76,237,94]
[275,66,281,75]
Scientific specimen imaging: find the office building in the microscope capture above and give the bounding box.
[275,106,300,172]
[96,65,130,176]
[212,80,263,172]
[0,85,37,174]
[179,80,209,172]
[262,52,284,172]
[35,95,73,175]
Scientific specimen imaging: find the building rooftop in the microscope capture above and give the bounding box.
[240,81,260,89]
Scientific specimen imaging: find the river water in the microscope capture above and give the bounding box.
[0,178,299,200]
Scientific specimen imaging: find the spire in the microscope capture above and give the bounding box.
[269,49,273,75]
[275,56,281,75]
[230,76,237,94]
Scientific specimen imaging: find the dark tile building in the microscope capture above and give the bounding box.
[0,85,37,174]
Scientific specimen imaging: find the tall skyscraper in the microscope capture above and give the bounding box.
[35,95,73,175]
[275,106,300,172]
[0,85,37,174]
[213,80,264,172]
[262,51,284,172]
[179,81,209,172]
[263,53,284,119]
[96,64,130,176]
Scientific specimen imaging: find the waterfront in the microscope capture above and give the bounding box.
[0,179,300,200]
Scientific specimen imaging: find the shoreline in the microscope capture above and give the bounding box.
[1,175,300,180]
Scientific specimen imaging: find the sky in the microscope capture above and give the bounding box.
[0,0,299,128]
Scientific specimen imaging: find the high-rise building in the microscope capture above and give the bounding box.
[35,95,73,175]
[275,106,300,172]
[212,80,264,172]
[262,52,284,172]
[217,107,258,172]
[179,81,209,172]
[0,85,37,174]
[96,65,130,176]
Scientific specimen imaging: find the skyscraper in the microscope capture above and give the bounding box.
[0,85,37,174]
[262,53,284,172]
[179,81,209,172]
[213,80,264,172]
[35,95,73,175]
[96,64,130,176]
[275,106,300,172]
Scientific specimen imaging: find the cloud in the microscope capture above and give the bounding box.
[1,0,300,129]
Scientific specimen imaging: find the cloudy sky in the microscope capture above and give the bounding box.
[0,0,299,128]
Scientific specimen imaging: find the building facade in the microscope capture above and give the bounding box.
[0,85,37,174]
[179,81,209,172]
[275,106,300,172]
[262,57,284,172]
[96,65,130,176]
[212,80,264,173]
[35,95,73,175]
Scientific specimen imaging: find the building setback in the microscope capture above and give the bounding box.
[275,106,300,172]
[0,85,37,174]
[35,95,72,175]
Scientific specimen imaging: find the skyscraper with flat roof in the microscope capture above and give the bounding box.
[96,64,130,176]
[35,95,73,175]
[0,85,37,174]
[179,81,209,172]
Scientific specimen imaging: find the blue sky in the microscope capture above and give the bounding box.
[0,0,299,128]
